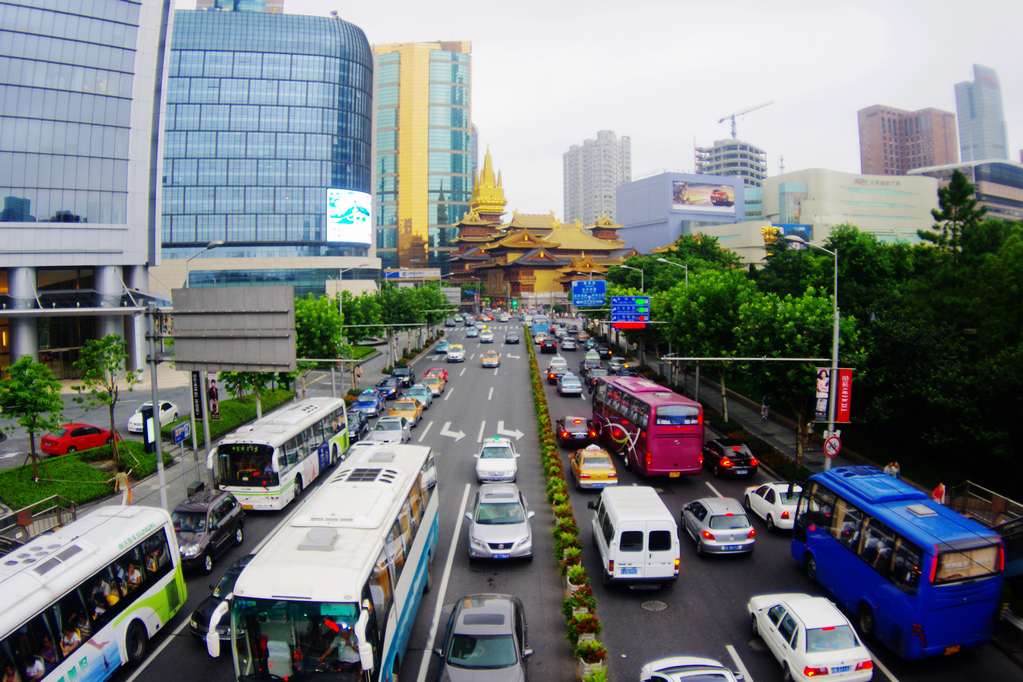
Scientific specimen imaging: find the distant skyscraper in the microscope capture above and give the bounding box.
[195,0,284,12]
[955,64,1009,161]
[372,41,473,272]
[158,10,375,296]
[563,130,631,225]
[857,105,958,175]
[695,139,767,187]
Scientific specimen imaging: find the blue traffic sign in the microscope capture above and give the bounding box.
[172,421,191,445]
[611,296,651,322]
[572,279,606,307]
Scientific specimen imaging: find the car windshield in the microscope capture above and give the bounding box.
[581,456,612,469]
[709,514,751,530]
[424,378,440,386]
[477,502,526,525]
[481,447,513,459]
[172,511,206,533]
[392,367,410,375]
[589,369,608,377]
[447,633,518,670]
[806,625,859,652]
[375,421,401,431]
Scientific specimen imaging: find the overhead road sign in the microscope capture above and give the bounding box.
[384,269,442,280]
[572,280,606,307]
[610,295,650,322]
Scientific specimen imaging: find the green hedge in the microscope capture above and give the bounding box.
[159,388,295,446]
[0,442,173,509]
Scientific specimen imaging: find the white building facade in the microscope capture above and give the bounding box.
[563,130,631,225]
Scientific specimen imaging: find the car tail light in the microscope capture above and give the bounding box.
[674,558,680,571]
[721,458,733,467]
[750,457,759,466]
[855,660,873,671]
[781,511,790,519]
[803,666,828,677]
[748,528,756,538]
[589,430,596,437]
[608,560,614,573]
[561,431,569,438]
[608,472,617,478]
[701,530,715,540]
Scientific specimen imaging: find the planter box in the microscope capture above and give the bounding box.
[566,578,585,595]
[576,659,604,680]
[572,607,591,618]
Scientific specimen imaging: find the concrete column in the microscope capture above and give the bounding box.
[123,265,148,372]
[94,265,123,338]
[8,267,38,363]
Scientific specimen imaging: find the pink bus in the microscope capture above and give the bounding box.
[592,376,704,477]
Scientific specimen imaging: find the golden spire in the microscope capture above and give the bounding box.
[471,147,507,219]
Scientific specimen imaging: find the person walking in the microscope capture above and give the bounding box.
[931,482,946,504]
[111,466,131,505]
[805,421,815,450]
[884,462,894,476]
[355,364,362,387]
[761,396,770,421]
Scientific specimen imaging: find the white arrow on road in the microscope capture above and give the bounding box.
[440,422,466,442]
[496,421,524,440]
[505,354,521,359]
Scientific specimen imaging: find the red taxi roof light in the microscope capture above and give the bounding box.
[572,419,583,424]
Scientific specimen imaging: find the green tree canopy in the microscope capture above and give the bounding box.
[72,334,141,466]
[0,356,65,481]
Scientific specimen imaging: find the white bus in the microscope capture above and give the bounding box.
[207,443,439,682]
[208,397,350,511]
[0,506,187,682]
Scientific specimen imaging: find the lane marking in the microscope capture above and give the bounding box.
[871,652,900,682]
[705,481,724,498]
[725,645,754,682]
[476,421,486,443]
[415,483,472,682]
[488,387,494,401]
[418,421,433,442]
[459,368,466,376]
[444,387,455,402]
[493,368,498,377]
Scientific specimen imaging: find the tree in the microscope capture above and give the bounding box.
[919,169,987,287]
[72,335,141,466]
[294,293,343,398]
[0,356,65,482]
[218,371,275,418]
[340,290,383,386]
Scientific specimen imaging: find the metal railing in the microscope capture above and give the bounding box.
[946,481,1022,528]
[0,495,78,556]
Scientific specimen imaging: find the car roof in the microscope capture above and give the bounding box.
[452,594,518,635]
[479,483,521,501]
[698,497,746,515]
[174,489,229,513]
[779,595,849,629]
[377,416,403,423]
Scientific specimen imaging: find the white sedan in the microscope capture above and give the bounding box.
[367,416,412,444]
[127,401,179,433]
[748,593,874,682]
[744,482,803,531]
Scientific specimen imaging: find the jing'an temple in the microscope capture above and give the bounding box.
[447,150,639,306]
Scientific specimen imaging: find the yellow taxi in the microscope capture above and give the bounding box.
[389,397,424,426]
[481,350,501,368]
[422,375,446,396]
[570,445,619,490]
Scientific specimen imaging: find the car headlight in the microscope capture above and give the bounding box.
[513,536,531,548]
[183,545,202,557]
[470,536,487,549]
[190,616,199,628]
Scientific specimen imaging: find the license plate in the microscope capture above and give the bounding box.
[493,554,509,560]
[734,469,747,474]
[620,567,638,575]
[944,645,961,655]
[669,472,681,478]
[723,545,741,551]
[591,483,605,488]
[831,666,850,674]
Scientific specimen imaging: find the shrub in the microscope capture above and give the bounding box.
[552,502,573,519]
[566,564,588,586]
[558,547,583,576]
[562,586,597,617]
[574,639,607,664]
[553,516,579,537]
[581,666,609,682]
[566,613,603,644]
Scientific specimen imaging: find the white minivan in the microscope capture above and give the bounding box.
[586,486,680,588]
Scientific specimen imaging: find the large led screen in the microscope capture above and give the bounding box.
[326,189,372,244]
[672,181,737,214]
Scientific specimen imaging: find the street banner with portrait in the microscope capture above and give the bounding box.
[814,367,853,423]
[814,368,830,422]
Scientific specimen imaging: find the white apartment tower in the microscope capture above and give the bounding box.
[695,138,768,187]
[563,130,632,225]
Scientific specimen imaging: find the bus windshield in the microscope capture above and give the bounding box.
[654,405,701,425]
[216,443,276,486]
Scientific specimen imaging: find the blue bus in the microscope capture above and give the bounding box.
[792,467,1004,659]
[530,314,551,337]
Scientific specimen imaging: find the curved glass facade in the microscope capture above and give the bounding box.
[163,10,373,259]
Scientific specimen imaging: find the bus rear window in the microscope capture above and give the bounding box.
[654,405,700,425]
[934,544,1002,585]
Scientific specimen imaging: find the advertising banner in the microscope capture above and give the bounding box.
[191,371,203,420]
[814,367,853,423]
[672,180,736,214]
[326,189,372,244]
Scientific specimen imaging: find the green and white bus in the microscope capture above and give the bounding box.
[0,505,187,682]
[208,397,349,511]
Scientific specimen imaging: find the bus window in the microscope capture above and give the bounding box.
[408,483,424,531]
[831,499,864,549]
[935,544,1001,584]
[594,383,607,402]
[810,483,837,531]
[891,538,923,592]
[654,405,699,425]
[421,454,437,494]
[860,518,896,572]
[370,548,393,617]
[386,520,406,574]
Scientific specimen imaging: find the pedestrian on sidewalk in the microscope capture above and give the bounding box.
[355,364,362,387]
[761,396,770,421]
[931,482,946,504]
[805,421,815,450]
[110,465,132,505]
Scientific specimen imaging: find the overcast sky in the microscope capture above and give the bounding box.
[176,0,1023,218]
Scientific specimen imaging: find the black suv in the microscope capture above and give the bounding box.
[172,489,245,574]
[390,365,416,388]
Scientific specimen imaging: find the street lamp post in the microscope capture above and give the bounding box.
[618,263,644,292]
[656,258,688,287]
[786,235,839,471]
[184,240,224,288]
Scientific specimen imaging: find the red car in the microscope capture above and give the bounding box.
[41,423,121,455]
[710,188,733,206]
[425,367,449,382]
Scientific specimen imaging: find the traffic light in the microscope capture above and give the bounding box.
[512,300,518,309]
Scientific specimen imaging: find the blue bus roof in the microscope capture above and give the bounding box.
[811,467,1001,552]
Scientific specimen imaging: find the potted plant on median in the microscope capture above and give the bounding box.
[562,586,597,618]
[566,612,603,645]
[566,564,588,593]
[574,639,607,678]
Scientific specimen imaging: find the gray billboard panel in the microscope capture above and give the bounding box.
[171,286,296,373]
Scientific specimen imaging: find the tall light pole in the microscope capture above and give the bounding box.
[184,240,224,288]
[619,263,644,292]
[656,258,688,287]
[786,234,839,471]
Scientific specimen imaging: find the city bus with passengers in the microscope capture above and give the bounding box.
[208,397,349,511]
[205,443,439,682]
[792,466,1005,659]
[0,505,187,681]
[591,376,704,478]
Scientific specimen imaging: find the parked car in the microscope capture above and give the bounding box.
[404,384,434,411]
[41,423,121,456]
[390,364,416,388]
[346,410,370,442]
[681,497,755,556]
[446,344,466,363]
[367,416,412,443]
[172,489,245,574]
[570,445,618,490]
[640,656,745,682]
[744,482,803,532]
[466,483,535,561]
[748,593,874,682]
[557,373,584,395]
[433,594,532,680]
[351,389,386,417]
[189,554,254,640]
[556,415,596,447]
[474,437,520,483]
[126,400,179,434]
[375,376,403,400]
[506,331,520,344]
[702,438,759,478]
[539,337,558,354]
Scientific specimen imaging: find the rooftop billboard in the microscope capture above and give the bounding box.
[672,180,737,214]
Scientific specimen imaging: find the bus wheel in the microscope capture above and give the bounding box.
[126,621,149,665]
[805,554,817,583]
[858,603,875,638]
[424,553,434,593]
[392,658,400,682]
[294,476,304,498]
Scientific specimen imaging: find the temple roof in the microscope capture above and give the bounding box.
[480,228,557,252]
[507,211,560,230]
[541,219,624,251]
[470,148,507,217]
[500,247,568,266]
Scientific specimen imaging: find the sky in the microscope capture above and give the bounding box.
[176,0,1023,218]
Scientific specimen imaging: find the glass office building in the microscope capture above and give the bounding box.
[160,10,375,295]
[373,42,473,272]
[955,64,1009,162]
[0,0,171,375]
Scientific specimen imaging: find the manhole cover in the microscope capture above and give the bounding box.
[641,601,668,612]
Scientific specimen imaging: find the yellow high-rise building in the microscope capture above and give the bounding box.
[372,41,473,271]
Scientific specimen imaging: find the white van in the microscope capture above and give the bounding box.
[586,486,680,588]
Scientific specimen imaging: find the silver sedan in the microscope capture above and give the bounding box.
[466,484,535,561]
[681,497,756,556]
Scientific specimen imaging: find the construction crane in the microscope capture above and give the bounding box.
[718,100,774,139]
